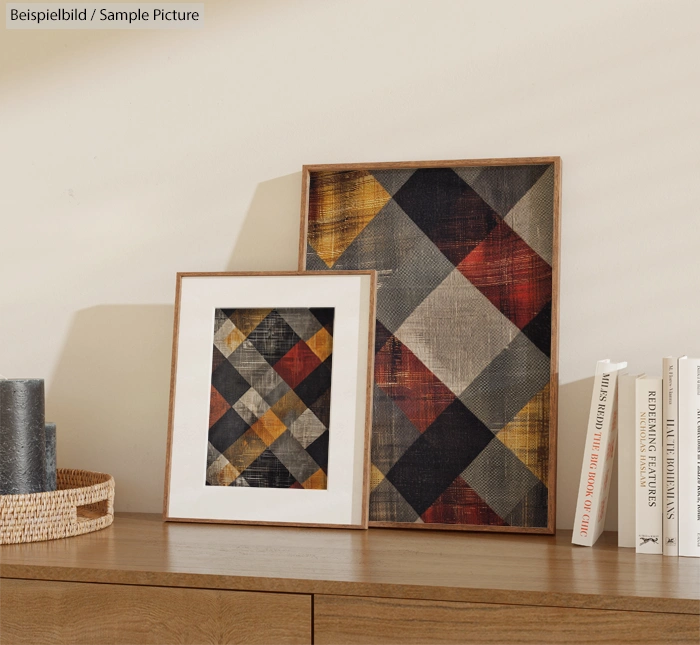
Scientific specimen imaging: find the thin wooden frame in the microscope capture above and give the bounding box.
[299,157,561,534]
[164,271,377,529]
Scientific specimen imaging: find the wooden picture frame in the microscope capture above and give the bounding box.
[164,271,376,529]
[299,158,560,534]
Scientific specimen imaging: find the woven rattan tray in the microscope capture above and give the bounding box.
[0,468,114,545]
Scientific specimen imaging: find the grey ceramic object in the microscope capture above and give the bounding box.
[44,422,57,492]
[0,379,46,495]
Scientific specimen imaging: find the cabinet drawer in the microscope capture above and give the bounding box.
[314,594,698,644]
[0,578,311,645]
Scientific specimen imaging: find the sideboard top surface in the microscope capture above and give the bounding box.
[1,513,697,614]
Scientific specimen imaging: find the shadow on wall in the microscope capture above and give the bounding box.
[556,376,619,532]
[47,305,174,513]
[226,172,303,271]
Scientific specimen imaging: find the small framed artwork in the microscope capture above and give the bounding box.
[300,158,561,533]
[164,271,376,528]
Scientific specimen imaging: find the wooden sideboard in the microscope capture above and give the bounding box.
[0,513,697,644]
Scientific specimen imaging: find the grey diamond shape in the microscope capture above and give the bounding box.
[277,308,323,342]
[305,243,331,270]
[375,233,454,333]
[213,317,237,358]
[461,439,540,519]
[228,341,287,400]
[458,332,550,433]
[370,477,420,523]
[503,165,554,265]
[468,164,550,218]
[452,166,484,187]
[333,200,426,273]
[206,452,230,486]
[233,388,270,426]
[369,169,415,197]
[395,268,520,396]
[288,408,327,448]
[263,379,291,407]
[269,430,322,484]
[232,475,250,487]
[214,309,231,335]
[371,385,421,475]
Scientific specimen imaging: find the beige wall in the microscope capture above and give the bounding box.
[2,0,699,530]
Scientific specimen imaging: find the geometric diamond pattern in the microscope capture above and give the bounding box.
[457,220,552,331]
[374,336,455,433]
[457,332,551,434]
[385,399,494,516]
[374,232,455,333]
[206,308,334,489]
[420,476,509,526]
[394,268,520,396]
[465,164,550,218]
[305,163,555,528]
[496,383,550,484]
[370,385,422,476]
[460,437,542,520]
[332,200,426,274]
[393,168,501,266]
[307,170,390,268]
[503,164,555,266]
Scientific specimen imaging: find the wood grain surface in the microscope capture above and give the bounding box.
[0,578,310,645]
[314,594,700,645]
[1,514,697,615]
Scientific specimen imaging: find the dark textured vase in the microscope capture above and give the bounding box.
[44,422,57,492]
[0,379,46,495]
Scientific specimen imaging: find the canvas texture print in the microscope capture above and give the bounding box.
[205,307,334,490]
[305,164,555,528]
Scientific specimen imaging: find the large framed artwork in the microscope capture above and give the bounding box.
[164,271,376,528]
[300,158,561,533]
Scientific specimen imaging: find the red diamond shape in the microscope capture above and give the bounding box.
[457,220,552,330]
[209,386,231,428]
[273,340,322,390]
[375,336,455,432]
[420,476,508,526]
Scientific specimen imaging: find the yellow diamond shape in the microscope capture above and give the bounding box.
[308,170,390,268]
[223,326,247,354]
[301,468,327,490]
[227,309,273,337]
[496,383,550,483]
[250,408,287,447]
[216,462,241,486]
[370,464,385,491]
[224,429,267,474]
[306,326,333,362]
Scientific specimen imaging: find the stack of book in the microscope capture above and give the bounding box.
[572,358,700,557]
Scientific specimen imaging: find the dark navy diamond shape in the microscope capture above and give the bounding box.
[385,399,494,516]
[294,361,332,410]
[208,408,250,454]
[306,429,329,474]
[520,301,552,358]
[242,448,298,488]
[246,310,301,367]
[310,307,335,334]
[393,168,500,266]
[211,359,250,405]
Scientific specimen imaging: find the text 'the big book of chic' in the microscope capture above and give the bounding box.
[573,359,627,547]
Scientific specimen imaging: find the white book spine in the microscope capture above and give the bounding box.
[662,357,679,556]
[635,377,663,554]
[678,357,700,558]
[617,374,640,547]
[573,360,626,547]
